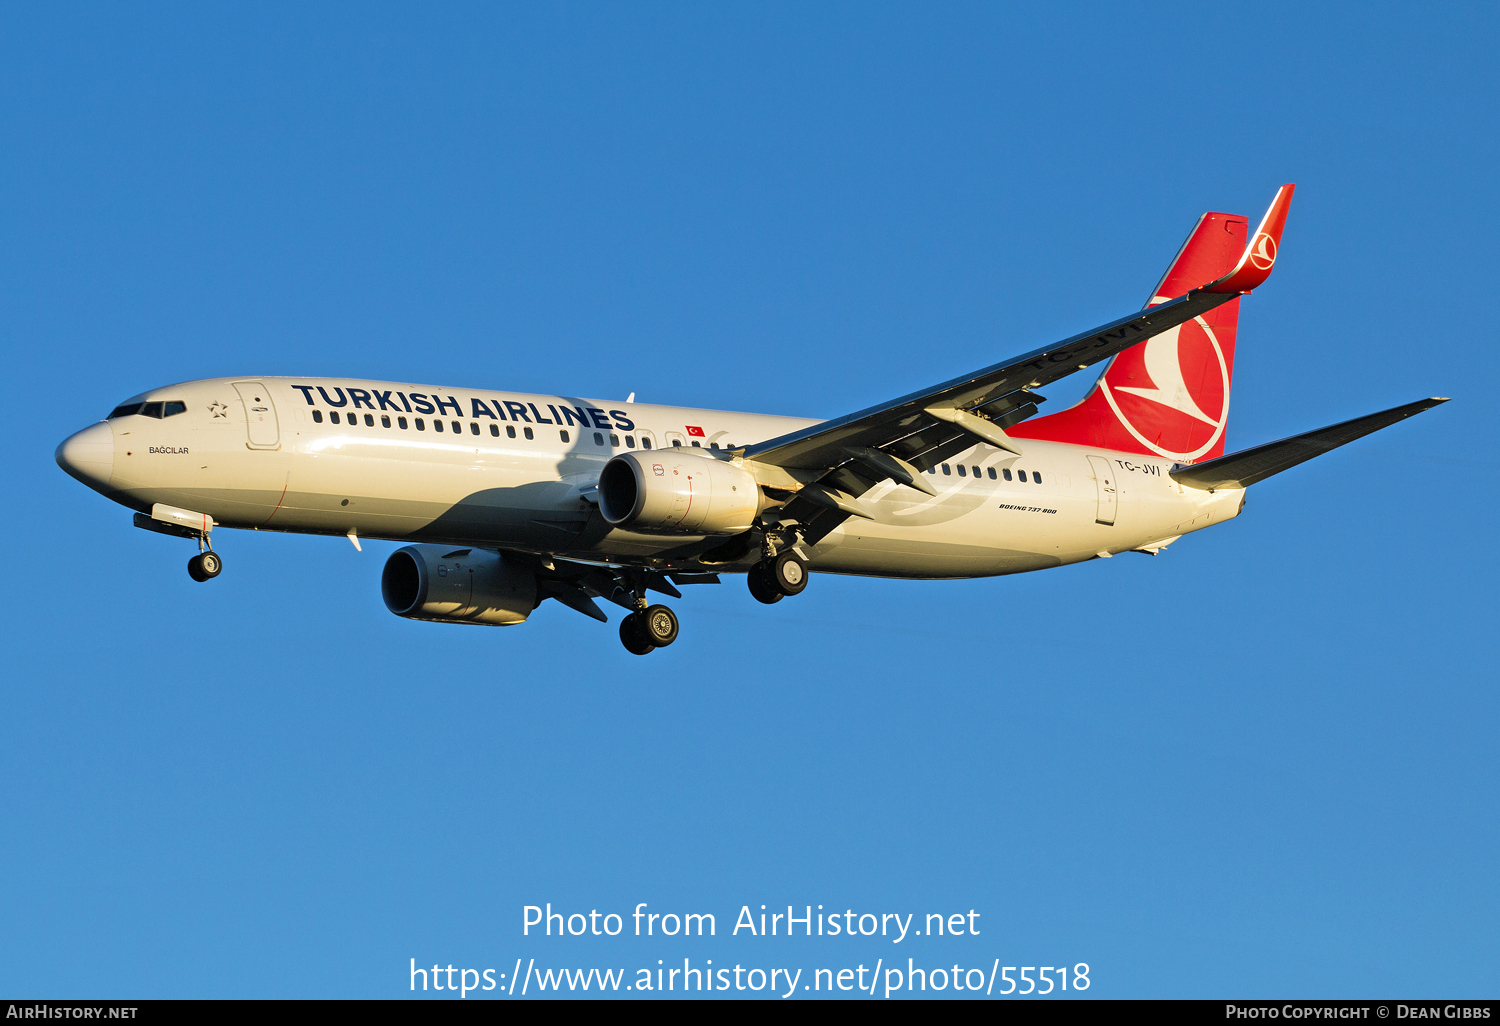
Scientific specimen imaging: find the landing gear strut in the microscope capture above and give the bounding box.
[748,550,807,604]
[187,537,222,582]
[619,603,680,655]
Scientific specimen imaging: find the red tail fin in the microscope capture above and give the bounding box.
[1009,211,1250,462]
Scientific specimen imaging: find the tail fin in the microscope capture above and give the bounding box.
[1009,209,1253,462]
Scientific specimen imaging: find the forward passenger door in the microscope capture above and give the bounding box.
[232,381,280,449]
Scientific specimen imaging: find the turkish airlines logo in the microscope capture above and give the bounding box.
[1100,315,1230,462]
[1248,232,1277,271]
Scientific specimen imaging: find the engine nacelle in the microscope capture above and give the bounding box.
[598,450,761,535]
[381,544,537,626]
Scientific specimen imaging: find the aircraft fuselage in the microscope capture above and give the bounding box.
[59,375,1244,579]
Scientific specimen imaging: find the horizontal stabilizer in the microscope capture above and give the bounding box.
[1171,398,1448,491]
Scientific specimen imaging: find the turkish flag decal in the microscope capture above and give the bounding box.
[685,425,705,437]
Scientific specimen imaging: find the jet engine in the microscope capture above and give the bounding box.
[381,544,537,626]
[598,450,761,535]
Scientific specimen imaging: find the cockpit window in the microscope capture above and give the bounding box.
[109,400,187,419]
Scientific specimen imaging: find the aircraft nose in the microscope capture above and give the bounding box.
[56,422,115,491]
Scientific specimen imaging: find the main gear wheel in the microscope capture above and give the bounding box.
[768,550,807,595]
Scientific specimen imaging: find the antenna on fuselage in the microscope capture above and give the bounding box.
[626,392,636,404]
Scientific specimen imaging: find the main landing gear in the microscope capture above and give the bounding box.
[187,538,222,582]
[619,604,679,656]
[747,550,807,605]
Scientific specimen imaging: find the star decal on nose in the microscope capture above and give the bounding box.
[208,401,229,418]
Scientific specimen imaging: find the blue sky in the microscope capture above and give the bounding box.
[3,1,1495,999]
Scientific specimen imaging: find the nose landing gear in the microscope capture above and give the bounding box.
[132,509,224,583]
[187,537,222,582]
[619,603,679,655]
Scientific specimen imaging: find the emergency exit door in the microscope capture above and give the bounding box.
[1087,455,1117,526]
[232,381,280,449]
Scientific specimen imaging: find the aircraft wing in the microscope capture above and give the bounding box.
[742,287,1233,470]
[1170,397,1449,491]
[740,186,1295,531]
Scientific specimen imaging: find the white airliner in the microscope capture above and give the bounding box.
[57,185,1445,654]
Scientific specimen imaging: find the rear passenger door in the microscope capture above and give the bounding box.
[1086,455,1116,525]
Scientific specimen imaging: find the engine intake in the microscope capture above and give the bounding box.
[381,545,537,626]
[598,450,761,535]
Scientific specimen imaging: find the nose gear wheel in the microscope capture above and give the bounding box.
[188,551,222,582]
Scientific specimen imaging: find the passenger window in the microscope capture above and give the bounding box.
[987,467,996,479]
[626,436,636,448]
[434,420,444,432]
[141,402,163,418]
[594,432,604,445]
[610,434,620,446]
[691,440,700,447]
[163,401,187,417]
[972,465,980,477]
[331,411,341,424]
[641,437,651,449]
[1002,468,1012,481]
[957,465,966,477]
[523,427,534,440]
[365,414,375,426]
[415,418,425,430]
[451,420,461,433]
[942,464,951,475]
[312,410,324,423]
[560,430,570,443]
[108,403,144,419]
[381,415,391,428]
[1034,472,1043,484]
[673,439,682,447]
[489,423,499,436]
[1017,470,1027,482]
[507,425,517,438]
[710,442,719,450]
[398,416,407,429]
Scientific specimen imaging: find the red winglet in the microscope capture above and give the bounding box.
[1204,184,1295,294]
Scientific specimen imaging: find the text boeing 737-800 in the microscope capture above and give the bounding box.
[56,186,1446,654]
